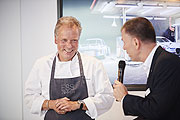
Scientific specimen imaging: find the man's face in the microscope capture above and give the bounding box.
[55,25,80,61]
[121,29,139,61]
[170,27,175,32]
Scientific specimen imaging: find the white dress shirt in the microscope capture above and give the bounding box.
[24,52,114,119]
[121,45,159,114]
[142,45,159,78]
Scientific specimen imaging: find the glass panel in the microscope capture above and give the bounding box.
[60,0,180,90]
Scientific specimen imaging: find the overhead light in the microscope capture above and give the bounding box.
[144,17,153,20]
[154,17,167,20]
[166,5,180,9]
[90,0,97,10]
[104,15,151,20]
[103,15,166,21]
[112,18,117,27]
[143,4,163,9]
[103,15,120,19]
[115,4,138,8]
[120,16,135,19]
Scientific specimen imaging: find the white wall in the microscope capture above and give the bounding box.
[0,0,22,120]
[21,0,57,120]
[0,0,56,120]
[0,0,145,120]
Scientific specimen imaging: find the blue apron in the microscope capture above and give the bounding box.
[44,52,94,120]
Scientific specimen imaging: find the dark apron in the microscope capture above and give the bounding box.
[44,52,94,120]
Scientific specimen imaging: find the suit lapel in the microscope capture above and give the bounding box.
[146,46,163,87]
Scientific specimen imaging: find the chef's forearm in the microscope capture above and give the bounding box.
[42,100,49,110]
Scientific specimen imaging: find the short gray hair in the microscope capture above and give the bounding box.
[54,16,82,37]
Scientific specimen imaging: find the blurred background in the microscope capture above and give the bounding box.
[0,0,180,120]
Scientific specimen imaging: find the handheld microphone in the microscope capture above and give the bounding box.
[118,60,126,83]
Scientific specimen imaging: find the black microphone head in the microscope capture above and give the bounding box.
[119,60,126,69]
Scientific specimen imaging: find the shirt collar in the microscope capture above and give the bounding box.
[56,52,78,63]
[142,45,159,77]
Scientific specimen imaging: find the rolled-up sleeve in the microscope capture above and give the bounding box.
[83,61,114,119]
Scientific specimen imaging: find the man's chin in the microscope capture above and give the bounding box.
[64,54,76,60]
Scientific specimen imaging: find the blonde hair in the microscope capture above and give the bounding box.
[54,16,82,37]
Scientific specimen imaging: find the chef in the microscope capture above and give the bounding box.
[24,16,114,120]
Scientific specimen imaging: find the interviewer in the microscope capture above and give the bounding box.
[113,17,180,120]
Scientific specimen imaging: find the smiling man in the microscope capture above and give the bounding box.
[55,20,80,62]
[24,16,114,120]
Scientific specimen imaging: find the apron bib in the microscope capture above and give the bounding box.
[44,53,94,120]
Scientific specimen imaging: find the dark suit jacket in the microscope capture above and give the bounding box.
[123,46,180,120]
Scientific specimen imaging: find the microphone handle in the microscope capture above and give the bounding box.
[118,69,120,82]
[118,69,124,83]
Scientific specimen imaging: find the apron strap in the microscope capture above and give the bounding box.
[77,52,85,77]
[50,57,56,80]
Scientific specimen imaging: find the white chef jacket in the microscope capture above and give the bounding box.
[24,52,114,119]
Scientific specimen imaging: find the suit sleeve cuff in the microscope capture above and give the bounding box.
[120,95,126,115]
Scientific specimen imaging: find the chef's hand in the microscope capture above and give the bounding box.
[113,80,128,102]
[49,97,69,114]
[55,97,80,112]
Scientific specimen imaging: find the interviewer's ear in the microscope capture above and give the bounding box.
[133,38,141,50]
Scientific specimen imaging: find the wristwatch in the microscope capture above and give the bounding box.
[77,100,84,109]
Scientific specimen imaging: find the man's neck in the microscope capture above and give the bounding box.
[140,43,156,62]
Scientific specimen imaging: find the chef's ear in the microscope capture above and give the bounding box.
[55,35,58,44]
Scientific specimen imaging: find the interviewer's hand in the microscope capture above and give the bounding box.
[113,80,128,102]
